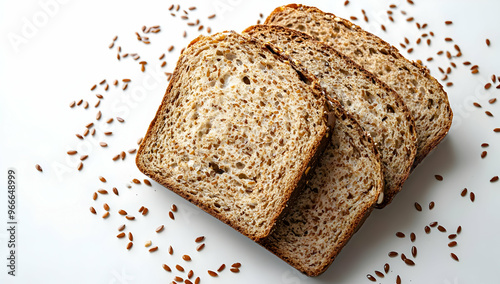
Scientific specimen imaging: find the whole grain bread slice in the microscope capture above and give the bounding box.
[136,31,333,241]
[265,4,453,168]
[260,99,384,276]
[244,25,416,207]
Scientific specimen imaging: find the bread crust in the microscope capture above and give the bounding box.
[266,4,453,170]
[136,31,334,241]
[259,99,383,276]
[244,24,417,207]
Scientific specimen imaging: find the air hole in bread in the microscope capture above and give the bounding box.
[209,162,224,175]
[297,24,306,31]
[216,50,223,56]
[354,49,363,57]
[236,162,245,169]
[224,53,236,61]
[386,105,395,113]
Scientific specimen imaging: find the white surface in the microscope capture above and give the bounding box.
[1,0,499,283]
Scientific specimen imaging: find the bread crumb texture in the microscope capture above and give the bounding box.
[137,31,328,240]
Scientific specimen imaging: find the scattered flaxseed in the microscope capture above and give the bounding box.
[404,258,415,266]
[176,264,184,272]
[196,243,205,251]
[367,274,376,282]
[461,188,468,197]
[207,270,218,277]
[77,162,83,171]
[132,178,141,184]
[445,20,453,25]
[99,176,106,182]
[438,225,447,232]
[384,263,390,273]
[91,84,97,91]
[119,210,127,215]
[230,267,239,273]
[174,276,183,282]
[96,111,102,120]
[217,264,225,272]
[93,192,98,200]
[481,151,487,158]
[77,99,83,106]
[389,251,398,257]
[486,39,491,46]
[128,232,133,241]
[375,270,384,278]
[494,128,500,133]
[149,246,158,252]
[163,264,171,272]
[128,149,137,154]
[145,240,152,247]
[451,253,459,261]
[103,203,110,211]
[156,225,164,233]
[435,175,443,181]
[396,275,402,284]
[429,201,435,210]
[102,211,110,218]
[69,101,76,108]
[117,232,126,238]
[67,150,77,155]
[231,263,241,268]
[396,232,405,238]
[430,221,438,227]
[35,164,43,172]
[411,246,417,258]
[188,270,194,279]
[414,202,422,211]
[448,241,457,247]
[127,242,133,250]
[448,234,457,239]
[485,111,493,117]
[118,224,125,231]
[490,98,497,104]
[90,207,96,214]
[169,211,175,220]
[208,14,216,19]
[99,142,108,147]
[168,245,173,255]
[491,176,499,182]
[113,187,119,195]
[410,232,416,242]
[195,236,205,243]
[144,179,152,186]
[171,204,178,212]
[126,215,135,220]
[425,226,431,234]
[142,208,149,216]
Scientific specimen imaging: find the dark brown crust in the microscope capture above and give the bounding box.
[136,31,334,241]
[258,99,383,276]
[266,4,453,172]
[244,24,417,208]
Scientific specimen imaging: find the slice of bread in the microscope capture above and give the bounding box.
[265,4,453,168]
[260,99,384,276]
[136,31,333,241]
[244,25,416,207]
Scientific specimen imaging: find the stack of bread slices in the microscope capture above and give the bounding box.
[136,4,453,277]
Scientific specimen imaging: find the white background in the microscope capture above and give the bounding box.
[1,0,500,283]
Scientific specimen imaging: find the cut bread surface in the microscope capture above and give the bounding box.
[260,100,383,276]
[136,31,331,241]
[244,25,416,207]
[265,4,453,168]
